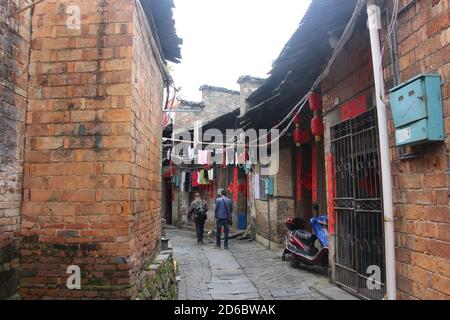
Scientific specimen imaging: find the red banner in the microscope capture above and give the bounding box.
[312,144,317,203]
[326,153,335,235]
[233,167,239,202]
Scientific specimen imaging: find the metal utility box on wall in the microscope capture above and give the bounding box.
[388,74,444,146]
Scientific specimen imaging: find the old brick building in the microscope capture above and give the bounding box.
[0,0,181,299]
[0,0,32,299]
[382,0,449,299]
[243,0,449,300]
[319,0,449,300]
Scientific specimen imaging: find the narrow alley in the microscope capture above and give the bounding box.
[169,228,357,300]
[0,0,449,303]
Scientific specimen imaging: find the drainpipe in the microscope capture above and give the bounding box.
[367,1,397,300]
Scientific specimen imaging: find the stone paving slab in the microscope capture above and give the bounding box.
[168,228,358,301]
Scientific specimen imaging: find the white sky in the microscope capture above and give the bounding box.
[170,0,311,102]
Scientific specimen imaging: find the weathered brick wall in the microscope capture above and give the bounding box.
[321,25,373,113]
[383,0,449,300]
[254,147,295,245]
[174,86,240,133]
[20,0,164,299]
[200,86,240,121]
[128,0,164,298]
[237,76,264,116]
[321,0,449,299]
[0,0,32,299]
[172,100,204,133]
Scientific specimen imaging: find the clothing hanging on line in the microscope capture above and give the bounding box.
[226,149,234,165]
[188,146,195,160]
[236,149,246,165]
[198,150,210,165]
[199,170,209,185]
[191,171,198,187]
[172,176,180,187]
[254,174,260,200]
[180,172,186,192]
[184,172,191,191]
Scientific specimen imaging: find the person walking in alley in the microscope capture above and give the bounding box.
[215,188,233,249]
[188,193,208,244]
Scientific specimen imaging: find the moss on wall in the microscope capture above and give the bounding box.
[136,251,177,300]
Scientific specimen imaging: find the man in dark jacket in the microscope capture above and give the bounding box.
[215,189,233,249]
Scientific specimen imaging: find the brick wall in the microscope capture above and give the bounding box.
[237,76,264,117]
[321,25,373,113]
[19,0,165,299]
[254,147,295,245]
[383,0,450,300]
[174,86,240,133]
[200,86,240,120]
[321,0,449,299]
[0,0,32,299]
[128,1,164,297]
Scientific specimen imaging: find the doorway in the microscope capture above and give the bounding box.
[331,109,386,300]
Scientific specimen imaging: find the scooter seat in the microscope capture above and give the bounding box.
[294,230,314,242]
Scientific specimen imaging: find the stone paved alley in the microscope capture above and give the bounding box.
[168,228,358,300]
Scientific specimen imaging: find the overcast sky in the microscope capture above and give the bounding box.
[169,0,311,101]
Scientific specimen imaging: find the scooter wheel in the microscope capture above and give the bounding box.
[289,258,300,268]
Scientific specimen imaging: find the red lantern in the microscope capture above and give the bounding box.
[294,128,310,147]
[309,92,322,113]
[311,117,324,142]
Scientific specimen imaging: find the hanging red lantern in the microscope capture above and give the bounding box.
[311,116,324,142]
[293,112,303,148]
[294,128,311,147]
[309,92,322,113]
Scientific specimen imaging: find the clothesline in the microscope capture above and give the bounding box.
[162,96,308,149]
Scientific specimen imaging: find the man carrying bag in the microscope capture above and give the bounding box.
[215,189,233,249]
[188,193,208,244]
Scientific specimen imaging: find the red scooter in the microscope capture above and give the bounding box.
[282,205,329,271]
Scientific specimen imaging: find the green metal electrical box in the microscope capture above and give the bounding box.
[388,74,444,146]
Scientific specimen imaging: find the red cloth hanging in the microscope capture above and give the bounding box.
[312,144,317,203]
[296,149,302,202]
[233,167,239,202]
[192,171,199,187]
[327,154,335,235]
